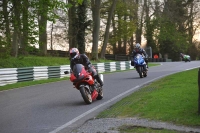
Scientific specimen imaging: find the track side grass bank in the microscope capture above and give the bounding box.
[0,56,112,68]
[97,68,200,127]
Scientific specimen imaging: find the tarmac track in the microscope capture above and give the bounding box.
[0,61,200,133]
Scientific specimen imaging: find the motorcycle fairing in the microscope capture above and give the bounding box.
[70,64,87,82]
[70,64,95,87]
[134,54,146,66]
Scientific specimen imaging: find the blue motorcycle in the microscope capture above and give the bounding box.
[133,54,147,78]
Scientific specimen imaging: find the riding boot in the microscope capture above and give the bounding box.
[145,59,149,68]
[91,84,96,91]
[94,74,103,86]
[144,65,148,71]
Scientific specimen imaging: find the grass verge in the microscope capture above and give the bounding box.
[0,77,69,91]
[0,56,114,68]
[118,125,182,133]
[97,68,200,128]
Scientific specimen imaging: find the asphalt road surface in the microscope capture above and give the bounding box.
[0,61,200,133]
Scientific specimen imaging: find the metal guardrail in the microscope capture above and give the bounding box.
[0,61,133,86]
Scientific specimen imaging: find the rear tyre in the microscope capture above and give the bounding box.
[144,71,147,77]
[80,86,92,104]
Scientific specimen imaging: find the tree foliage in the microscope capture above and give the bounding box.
[0,0,199,61]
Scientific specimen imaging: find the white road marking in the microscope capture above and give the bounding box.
[49,85,140,133]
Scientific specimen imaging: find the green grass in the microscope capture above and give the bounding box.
[0,55,113,68]
[0,77,69,91]
[97,68,200,128]
[0,56,69,68]
[118,125,183,133]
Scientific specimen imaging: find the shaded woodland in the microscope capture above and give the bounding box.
[0,0,200,61]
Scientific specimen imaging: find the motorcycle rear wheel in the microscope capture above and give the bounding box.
[80,86,92,104]
[143,71,147,77]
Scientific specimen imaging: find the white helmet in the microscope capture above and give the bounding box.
[135,43,140,49]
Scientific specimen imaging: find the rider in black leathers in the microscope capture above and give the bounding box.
[131,43,148,71]
[180,53,185,59]
[69,48,103,87]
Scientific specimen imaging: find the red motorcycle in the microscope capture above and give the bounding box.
[64,64,103,104]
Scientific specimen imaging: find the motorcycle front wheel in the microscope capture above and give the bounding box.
[80,86,92,104]
[136,66,143,78]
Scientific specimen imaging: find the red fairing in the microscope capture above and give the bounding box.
[70,66,94,85]
[70,66,87,82]
[91,89,98,100]
[70,73,76,82]
[83,75,94,85]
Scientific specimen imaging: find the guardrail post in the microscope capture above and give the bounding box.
[198,68,200,114]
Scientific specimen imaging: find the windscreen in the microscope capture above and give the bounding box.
[72,64,84,78]
[134,54,144,65]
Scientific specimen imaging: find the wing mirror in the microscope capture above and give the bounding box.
[64,71,69,74]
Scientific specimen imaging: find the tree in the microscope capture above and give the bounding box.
[11,0,21,57]
[1,0,11,58]
[100,0,118,59]
[21,0,29,55]
[68,0,77,49]
[158,0,189,60]
[91,0,101,60]
[38,0,48,55]
[135,0,144,44]
[144,0,158,53]
[2,0,11,48]
[107,0,136,55]
[76,0,89,54]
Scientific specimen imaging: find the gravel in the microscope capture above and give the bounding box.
[70,117,200,133]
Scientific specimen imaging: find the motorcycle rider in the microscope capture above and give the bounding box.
[180,53,185,59]
[69,48,103,87]
[131,43,148,71]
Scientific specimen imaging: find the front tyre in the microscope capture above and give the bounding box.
[136,66,143,78]
[80,86,92,104]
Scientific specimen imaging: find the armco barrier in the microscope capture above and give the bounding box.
[0,61,133,86]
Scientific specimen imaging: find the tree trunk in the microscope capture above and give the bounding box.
[11,0,21,57]
[38,0,48,56]
[100,0,118,59]
[21,0,29,55]
[123,12,127,54]
[2,0,11,49]
[68,0,77,49]
[135,0,144,44]
[50,23,54,50]
[117,12,122,53]
[188,2,194,45]
[112,16,117,54]
[91,0,101,60]
[77,0,87,54]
